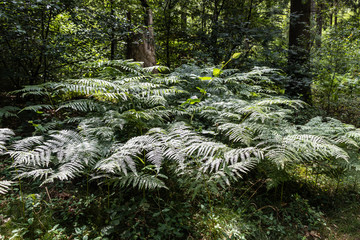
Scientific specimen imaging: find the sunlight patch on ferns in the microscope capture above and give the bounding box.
[10,130,101,185]
[263,134,350,169]
[6,62,360,194]
[0,129,14,194]
[0,128,14,154]
[0,180,13,195]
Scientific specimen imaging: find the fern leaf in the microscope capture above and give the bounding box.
[0,128,14,154]
[115,173,168,190]
[0,106,20,118]
[19,104,53,113]
[57,99,106,112]
[0,180,13,194]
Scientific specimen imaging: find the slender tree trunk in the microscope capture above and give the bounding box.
[126,0,156,67]
[126,11,133,60]
[315,1,323,47]
[334,0,338,25]
[329,0,333,26]
[164,0,174,67]
[110,0,117,60]
[201,0,206,33]
[246,0,254,27]
[211,0,219,64]
[181,9,187,33]
[210,0,225,65]
[287,0,312,103]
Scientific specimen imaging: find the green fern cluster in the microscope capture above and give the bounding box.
[2,60,360,196]
[0,128,14,194]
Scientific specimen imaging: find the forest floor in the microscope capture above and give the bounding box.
[324,201,360,240]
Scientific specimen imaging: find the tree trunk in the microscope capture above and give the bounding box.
[210,0,225,65]
[164,0,174,68]
[181,9,187,33]
[315,1,323,47]
[329,0,333,26]
[201,0,206,33]
[334,0,338,25]
[287,0,312,103]
[110,0,117,60]
[126,0,156,67]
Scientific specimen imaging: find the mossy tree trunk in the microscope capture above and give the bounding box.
[126,0,156,67]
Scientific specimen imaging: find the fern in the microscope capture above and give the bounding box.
[8,60,360,195]
[263,134,350,169]
[0,106,20,119]
[0,128,14,194]
[10,130,101,186]
[114,173,168,190]
[0,180,13,194]
[11,84,51,97]
[57,99,107,112]
[0,128,14,154]
[19,104,53,113]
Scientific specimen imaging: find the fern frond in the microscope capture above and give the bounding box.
[0,128,14,154]
[246,107,292,123]
[263,134,350,169]
[57,99,106,112]
[58,81,106,95]
[143,95,167,106]
[15,168,54,181]
[115,173,168,190]
[95,136,156,174]
[143,65,169,73]
[184,141,228,158]
[19,104,53,113]
[218,123,253,145]
[344,130,360,143]
[153,76,184,85]
[42,161,85,185]
[84,59,143,75]
[121,107,170,122]
[253,98,304,109]
[11,84,50,97]
[224,147,264,164]
[0,106,20,118]
[10,130,101,185]
[0,180,13,194]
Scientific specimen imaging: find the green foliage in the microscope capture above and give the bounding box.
[246,194,325,240]
[0,128,14,194]
[0,107,19,122]
[1,59,360,239]
[1,0,360,238]
[153,0,289,67]
[3,59,360,195]
[312,23,360,126]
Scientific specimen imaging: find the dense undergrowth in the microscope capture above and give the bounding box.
[1,57,360,239]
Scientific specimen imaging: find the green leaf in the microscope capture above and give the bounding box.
[213,68,221,77]
[111,219,120,226]
[181,97,201,106]
[231,52,241,59]
[188,98,200,105]
[199,77,212,81]
[196,87,207,95]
